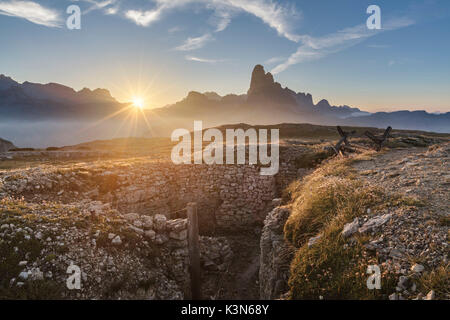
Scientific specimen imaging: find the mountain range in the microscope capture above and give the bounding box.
[0,137,15,152]
[143,65,449,136]
[0,74,124,120]
[0,65,449,147]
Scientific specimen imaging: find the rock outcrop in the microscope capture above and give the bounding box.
[259,205,295,299]
[0,138,15,152]
[247,65,297,106]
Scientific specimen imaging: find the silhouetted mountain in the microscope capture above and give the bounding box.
[0,75,124,120]
[0,75,18,91]
[344,110,450,133]
[1,65,448,147]
[0,137,15,152]
[247,64,297,105]
[145,65,448,136]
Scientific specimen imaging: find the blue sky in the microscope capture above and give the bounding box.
[0,0,449,112]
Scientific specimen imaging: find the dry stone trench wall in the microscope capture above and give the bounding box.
[1,146,307,232]
[105,146,307,230]
[108,163,277,231]
[0,146,308,299]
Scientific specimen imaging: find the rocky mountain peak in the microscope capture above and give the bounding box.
[316,99,331,108]
[0,137,16,152]
[0,74,19,91]
[78,87,114,101]
[247,65,296,105]
[248,65,275,96]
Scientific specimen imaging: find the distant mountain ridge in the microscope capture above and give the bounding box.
[0,74,124,120]
[1,65,449,142]
[0,137,15,152]
[145,65,448,135]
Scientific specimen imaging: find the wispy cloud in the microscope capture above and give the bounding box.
[168,26,183,33]
[221,0,301,42]
[125,8,162,26]
[272,17,415,74]
[175,33,213,51]
[210,9,233,32]
[185,55,224,63]
[124,0,301,42]
[265,56,286,65]
[77,0,117,15]
[0,0,62,27]
[105,7,118,15]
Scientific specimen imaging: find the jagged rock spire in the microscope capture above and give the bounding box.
[247,65,296,105]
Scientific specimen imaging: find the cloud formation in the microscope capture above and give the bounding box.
[271,17,415,74]
[80,0,117,15]
[185,55,223,63]
[123,0,300,42]
[0,0,62,27]
[175,33,213,51]
[125,8,161,26]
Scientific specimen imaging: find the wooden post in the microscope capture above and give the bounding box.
[365,126,392,151]
[187,202,201,300]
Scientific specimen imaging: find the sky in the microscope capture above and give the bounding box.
[1,0,450,113]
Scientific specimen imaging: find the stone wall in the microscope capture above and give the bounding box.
[1,145,309,232]
[101,163,277,231]
[259,205,295,299]
[1,161,280,231]
[118,212,233,297]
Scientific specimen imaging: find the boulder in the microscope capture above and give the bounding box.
[341,217,360,238]
[410,264,425,273]
[111,235,122,245]
[154,214,167,231]
[358,214,392,233]
[145,230,156,240]
[307,234,322,248]
[123,213,139,222]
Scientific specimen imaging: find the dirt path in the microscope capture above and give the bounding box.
[202,230,262,300]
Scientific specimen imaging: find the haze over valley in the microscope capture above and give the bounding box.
[1,65,449,148]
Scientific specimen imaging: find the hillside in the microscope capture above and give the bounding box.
[263,142,449,300]
[1,123,448,300]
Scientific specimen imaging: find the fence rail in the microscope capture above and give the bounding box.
[329,125,392,155]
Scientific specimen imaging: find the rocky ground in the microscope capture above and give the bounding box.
[0,188,233,300]
[346,143,449,300]
[1,134,448,300]
[270,142,449,300]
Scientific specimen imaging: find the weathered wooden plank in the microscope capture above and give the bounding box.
[187,202,201,300]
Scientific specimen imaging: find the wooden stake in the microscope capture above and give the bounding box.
[187,202,201,300]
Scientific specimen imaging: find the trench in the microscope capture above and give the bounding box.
[4,147,304,299]
[108,174,282,300]
[106,162,298,300]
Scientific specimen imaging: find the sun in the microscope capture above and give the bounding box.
[132,97,144,109]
